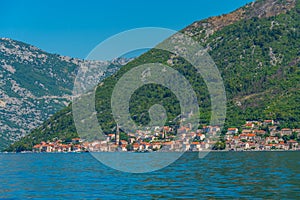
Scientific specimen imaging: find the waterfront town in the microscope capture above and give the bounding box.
[32,120,300,153]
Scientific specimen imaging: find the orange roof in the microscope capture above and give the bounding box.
[255,130,266,133]
[191,142,200,145]
[282,128,291,131]
[163,126,170,131]
[133,143,139,147]
[267,136,277,139]
[151,142,162,145]
[246,134,256,137]
[228,128,237,131]
[264,120,273,122]
[266,144,277,146]
[33,144,41,148]
[163,141,173,145]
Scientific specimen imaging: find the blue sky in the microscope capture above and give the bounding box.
[1,0,253,59]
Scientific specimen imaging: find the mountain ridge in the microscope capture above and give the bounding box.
[184,0,296,41]
[0,38,126,149]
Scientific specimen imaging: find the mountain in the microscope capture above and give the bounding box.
[6,0,300,152]
[0,38,126,150]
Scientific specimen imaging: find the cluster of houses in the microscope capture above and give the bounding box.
[224,120,300,151]
[33,138,84,153]
[32,119,300,152]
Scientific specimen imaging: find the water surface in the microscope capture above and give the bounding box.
[1,152,299,199]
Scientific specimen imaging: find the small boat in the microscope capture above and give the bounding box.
[134,150,150,153]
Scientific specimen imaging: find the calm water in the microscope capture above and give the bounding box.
[1,152,300,199]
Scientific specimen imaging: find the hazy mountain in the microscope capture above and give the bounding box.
[0,38,126,149]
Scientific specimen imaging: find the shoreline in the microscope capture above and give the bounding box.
[1,149,300,154]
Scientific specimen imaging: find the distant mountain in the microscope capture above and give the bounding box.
[0,38,126,150]
[6,0,300,152]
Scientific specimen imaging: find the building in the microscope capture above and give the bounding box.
[244,123,254,129]
[281,128,293,136]
[287,140,299,150]
[263,120,274,125]
[115,124,120,145]
[227,128,238,134]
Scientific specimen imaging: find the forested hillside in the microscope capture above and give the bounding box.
[6,0,300,152]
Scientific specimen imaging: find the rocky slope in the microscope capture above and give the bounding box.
[0,38,125,149]
[184,0,296,40]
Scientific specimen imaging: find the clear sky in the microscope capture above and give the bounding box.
[1,0,253,59]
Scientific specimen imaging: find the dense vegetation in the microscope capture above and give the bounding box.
[5,0,300,152]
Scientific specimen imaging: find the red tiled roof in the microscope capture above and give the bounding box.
[267,136,278,139]
[163,141,173,145]
[266,144,278,146]
[264,120,273,122]
[255,130,266,134]
[151,142,162,145]
[133,143,139,147]
[163,126,170,131]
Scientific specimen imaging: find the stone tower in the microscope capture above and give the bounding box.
[115,124,120,145]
